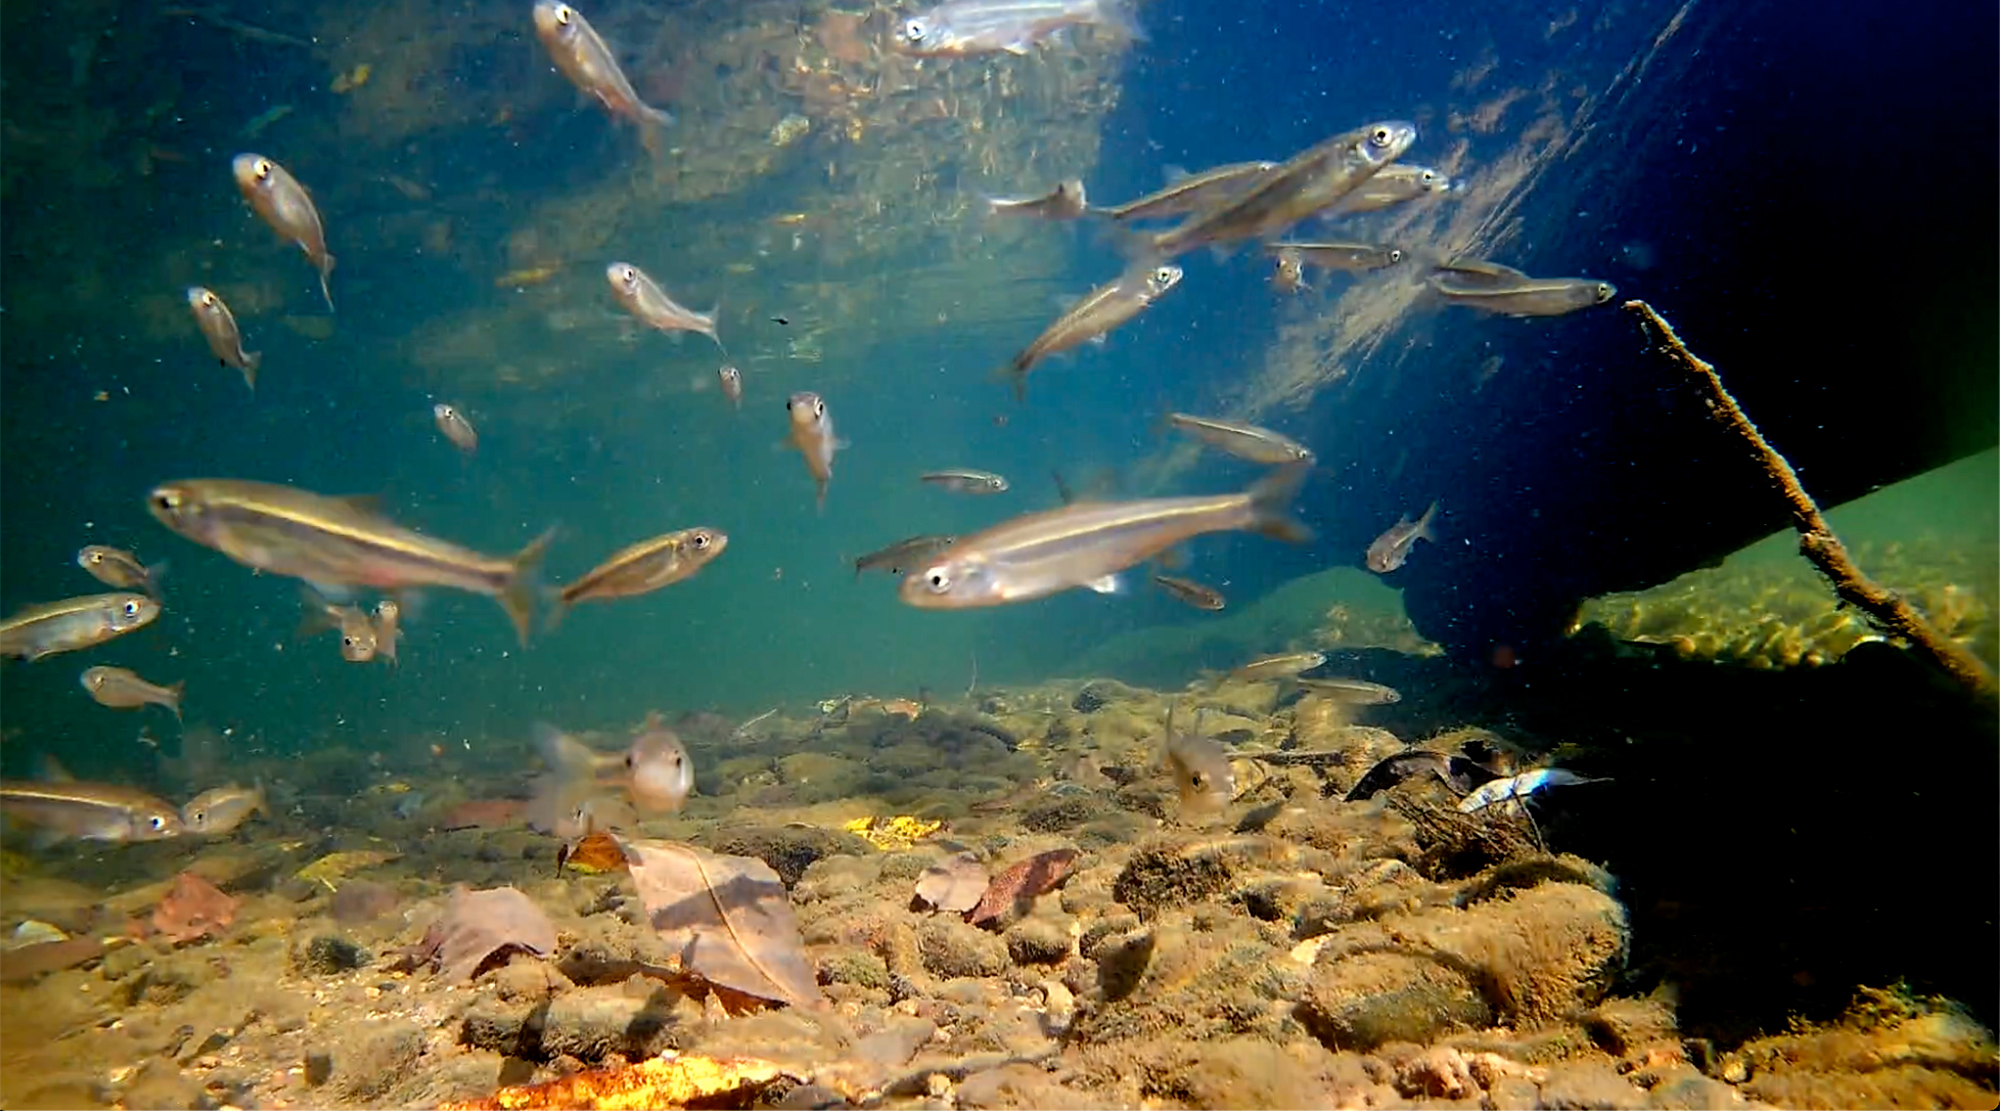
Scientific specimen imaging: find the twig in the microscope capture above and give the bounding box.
[965,648,979,699]
[1625,299,1997,704]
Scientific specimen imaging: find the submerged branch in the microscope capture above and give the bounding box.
[1624,300,1997,704]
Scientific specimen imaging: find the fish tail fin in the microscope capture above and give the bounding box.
[1244,462,1314,544]
[295,586,336,639]
[1090,0,1146,41]
[241,351,261,392]
[499,527,558,647]
[1415,500,1441,543]
[639,113,673,162]
[143,560,170,598]
[540,584,572,635]
[167,681,186,723]
[815,478,829,515]
[319,255,336,313]
[989,357,1030,402]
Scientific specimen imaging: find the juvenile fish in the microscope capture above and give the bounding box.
[182,782,268,835]
[922,470,1010,494]
[1330,163,1452,214]
[1166,413,1315,465]
[1163,703,1234,815]
[1090,160,1276,222]
[77,545,164,596]
[607,262,720,346]
[0,780,183,842]
[372,598,402,666]
[1229,650,1326,682]
[1458,767,1603,814]
[1153,573,1225,611]
[718,365,743,410]
[186,287,261,390]
[786,391,843,511]
[1265,241,1404,274]
[1272,247,1308,293]
[550,527,727,626]
[232,153,334,311]
[148,479,553,645]
[1432,273,1618,317]
[532,1,675,130]
[900,463,1310,609]
[855,534,958,579]
[1007,263,1181,400]
[80,666,185,720]
[299,586,380,662]
[893,0,1142,55]
[535,715,692,817]
[0,594,159,661]
[1366,501,1438,573]
[985,179,1087,219]
[433,403,478,453]
[1149,122,1416,258]
[1296,676,1401,704]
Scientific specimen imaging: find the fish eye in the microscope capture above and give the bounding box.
[149,815,167,831]
[1596,282,1615,301]
[924,568,952,593]
[691,533,711,549]
[618,266,637,285]
[1388,249,1404,263]
[87,552,104,564]
[1420,169,1438,183]
[813,399,825,417]
[902,18,927,40]
[1189,772,1206,789]
[1152,266,1174,284]
[200,292,218,308]
[122,600,141,618]
[555,3,573,23]
[152,490,181,513]
[1370,127,1392,146]
[254,158,273,179]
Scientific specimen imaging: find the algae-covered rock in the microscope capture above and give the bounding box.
[1297,946,1493,1051]
[918,915,1008,979]
[705,824,872,888]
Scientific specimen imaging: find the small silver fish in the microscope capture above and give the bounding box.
[1265,241,1404,274]
[1166,413,1315,465]
[182,782,268,835]
[534,715,693,818]
[0,780,183,842]
[433,403,478,453]
[921,470,1010,494]
[1331,163,1452,214]
[718,365,743,410]
[80,666,185,720]
[1272,247,1308,293]
[77,545,164,596]
[1296,676,1401,704]
[532,1,675,130]
[1366,501,1438,573]
[1153,573,1225,611]
[1229,650,1326,682]
[1458,767,1602,814]
[1163,703,1234,815]
[786,391,842,511]
[1149,122,1417,258]
[855,534,958,579]
[232,153,334,311]
[985,179,1088,219]
[0,594,159,661]
[1008,263,1181,400]
[893,0,1142,56]
[1091,161,1277,222]
[900,464,1309,609]
[186,287,261,390]
[1431,271,1617,317]
[373,598,402,667]
[607,262,719,345]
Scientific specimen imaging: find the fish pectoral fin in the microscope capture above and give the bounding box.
[1083,574,1124,595]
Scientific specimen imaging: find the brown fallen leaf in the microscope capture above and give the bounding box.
[914,852,988,914]
[965,848,1080,928]
[395,885,556,981]
[437,1052,791,1110]
[621,837,826,1009]
[152,871,239,945]
[559,830,626,875]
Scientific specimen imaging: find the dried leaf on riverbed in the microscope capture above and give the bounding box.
[396,884,556,982]
[438,1052,791,1110]
[621,837,825,1009]
[914,851,988,914]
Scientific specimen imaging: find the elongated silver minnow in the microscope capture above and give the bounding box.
[1457,768,1604,813]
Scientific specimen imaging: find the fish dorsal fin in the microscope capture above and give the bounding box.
[332,494,385,516]
[1162,164,1189,184]
[35,754,76,782]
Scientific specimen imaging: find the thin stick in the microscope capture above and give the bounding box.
[1624,300,1996,704]
[965,649,979,700]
